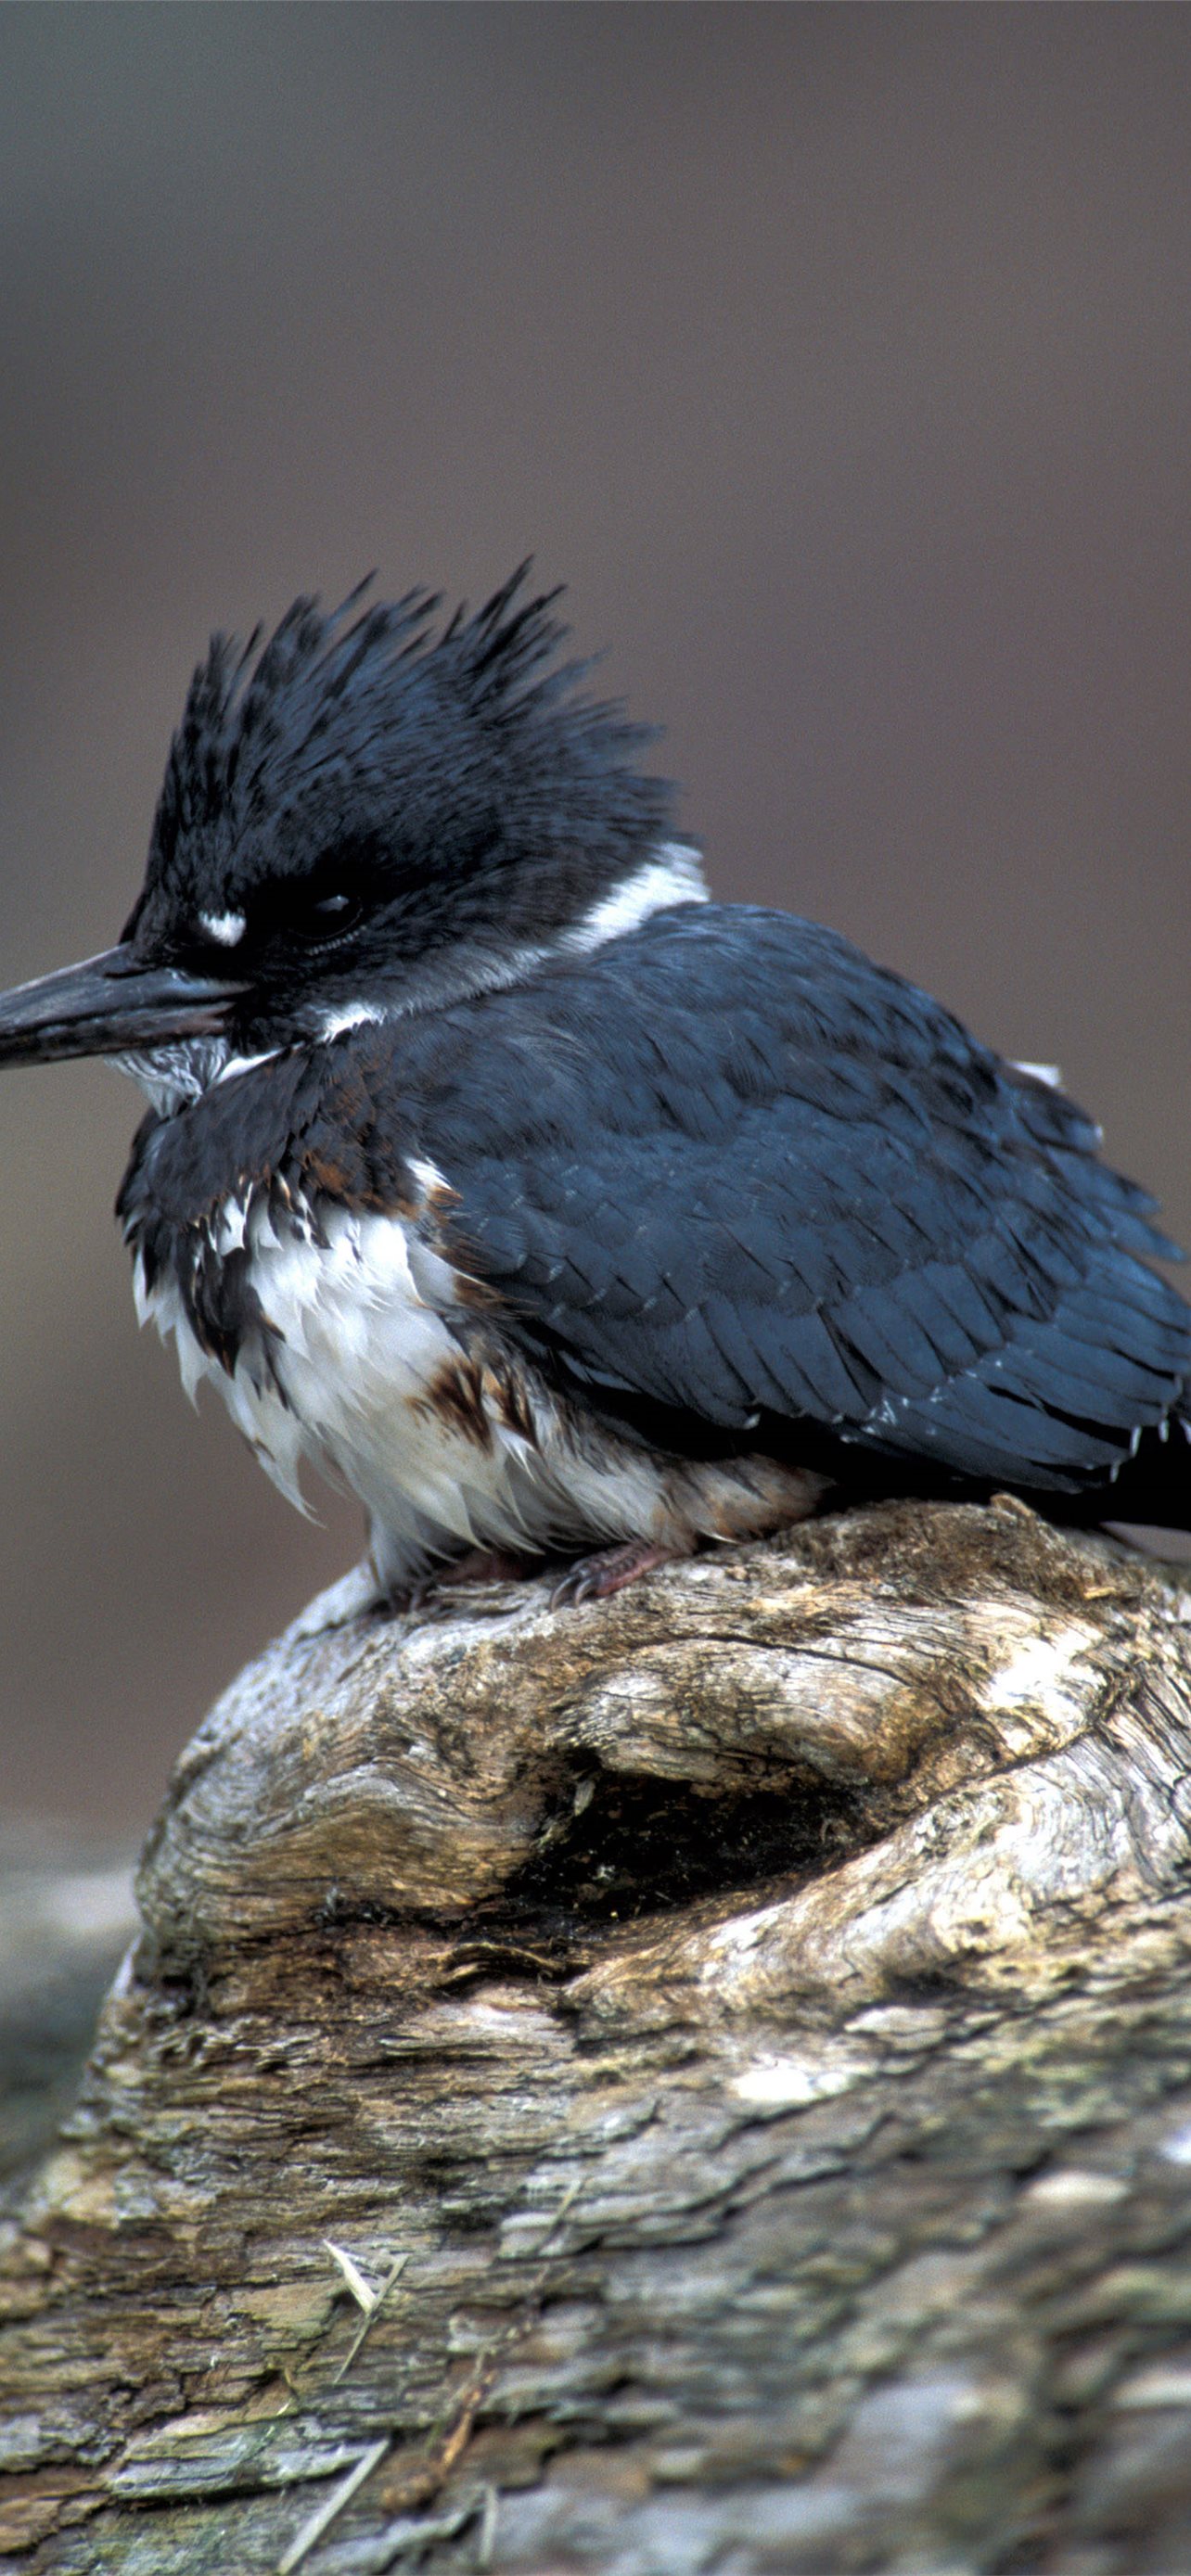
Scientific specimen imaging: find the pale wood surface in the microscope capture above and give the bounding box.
[4,1498,1191,2571]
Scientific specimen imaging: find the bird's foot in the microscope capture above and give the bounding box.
[550,1539,681,1609]
[383,1540,682,1619]
[401,1547,538,1616]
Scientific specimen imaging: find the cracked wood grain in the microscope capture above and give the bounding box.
[3,1496,1191,2572]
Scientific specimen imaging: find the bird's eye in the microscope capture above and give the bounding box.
[295,890,362,943]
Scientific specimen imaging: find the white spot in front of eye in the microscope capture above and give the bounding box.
[199,909,247,948]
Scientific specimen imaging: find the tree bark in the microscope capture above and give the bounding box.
[4,1496,1191,2573]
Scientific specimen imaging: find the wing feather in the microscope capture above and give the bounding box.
[360,903,1191,1495]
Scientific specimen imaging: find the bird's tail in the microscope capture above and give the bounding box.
[1065,1409,1191,1538]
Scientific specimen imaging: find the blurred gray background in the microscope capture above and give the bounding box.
[2,6,1188,1834]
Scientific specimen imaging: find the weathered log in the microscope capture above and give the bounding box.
[5,1496,1191,2572]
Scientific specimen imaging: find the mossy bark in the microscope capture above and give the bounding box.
[5,1498,1191,2572]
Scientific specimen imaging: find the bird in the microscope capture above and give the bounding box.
[1,566,1188,1606]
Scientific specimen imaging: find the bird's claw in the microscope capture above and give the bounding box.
[391,1548,536,1618]
[550,1540,677,1609]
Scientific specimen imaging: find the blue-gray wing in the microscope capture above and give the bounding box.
[398,905,1191,1492]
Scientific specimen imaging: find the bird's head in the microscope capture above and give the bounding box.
[0,568,698,1105]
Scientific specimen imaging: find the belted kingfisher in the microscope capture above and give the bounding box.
[2,568,1188,1601]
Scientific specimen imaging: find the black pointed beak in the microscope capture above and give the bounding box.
[0,946,247,1068]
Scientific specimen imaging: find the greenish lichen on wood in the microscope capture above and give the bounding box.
[4,1498,1191,2572]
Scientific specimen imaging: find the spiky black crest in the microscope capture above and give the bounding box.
[141,565,672,925]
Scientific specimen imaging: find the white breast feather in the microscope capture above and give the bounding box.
[134,1167,804,1588]
[135,1193,670,1582]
